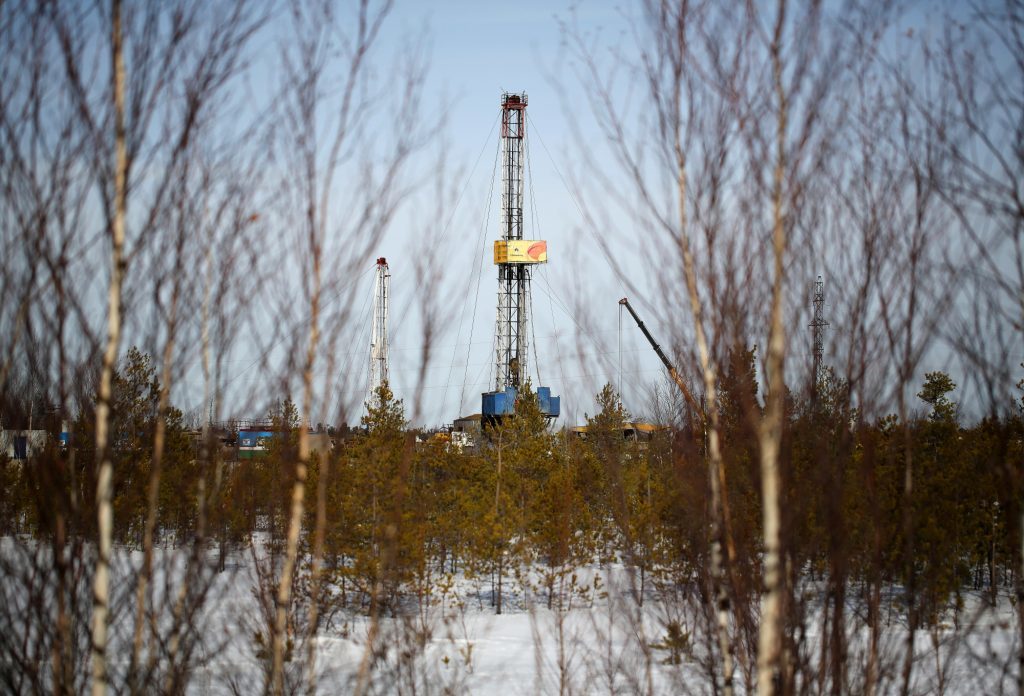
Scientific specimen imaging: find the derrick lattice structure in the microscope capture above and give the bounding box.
[481,92,558,422]
[369,257,390,401]
[495,92,530,390]
[810,275,828,384]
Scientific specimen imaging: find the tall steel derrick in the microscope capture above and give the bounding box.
[368,257,390,402]
[482,92,559,421]
[495,92,529,390]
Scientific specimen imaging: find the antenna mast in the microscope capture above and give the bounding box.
[810,275,828,387]
[369,257,390,402]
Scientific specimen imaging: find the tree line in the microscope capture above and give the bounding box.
[3,343,1020,692]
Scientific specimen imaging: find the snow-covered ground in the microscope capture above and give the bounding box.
[193,557,705,694]
[2,536,1019,694]
[189,547,1019,694]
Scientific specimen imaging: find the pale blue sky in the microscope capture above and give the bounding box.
[190,0,646,427]
[197,0,1001,428]
[349,0,647,426]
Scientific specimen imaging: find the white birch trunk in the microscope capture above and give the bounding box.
[756,5,789,692]
[271,249,320,694]
[90,1,127,692]
[674,108,736,696]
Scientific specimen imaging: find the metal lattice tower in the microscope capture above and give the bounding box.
[480,92,558,422]
[494,92,530,391]
[369,257,390,401]
[810,275,828,384]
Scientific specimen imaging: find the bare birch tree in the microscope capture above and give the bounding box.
[925,2,1024,689]
[262,1,428,692]
[564,1,899,693]
[562,2,753,688]
[0,1,266,691]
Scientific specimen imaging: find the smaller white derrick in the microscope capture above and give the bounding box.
[368,257,390,402]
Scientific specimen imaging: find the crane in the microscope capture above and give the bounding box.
[618,297,702,416]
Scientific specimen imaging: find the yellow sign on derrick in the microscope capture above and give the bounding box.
[494,240,548,264]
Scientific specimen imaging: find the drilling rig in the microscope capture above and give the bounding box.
[481,92,559,424]
[368,256,390,404]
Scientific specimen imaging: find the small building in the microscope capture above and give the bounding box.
[236,427,334,459]
[237,429,275,459]
[453,413,483,436]
[1,430,48,460]
[569,421,666,442]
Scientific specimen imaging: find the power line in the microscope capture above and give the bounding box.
[446,127,501,416]
[530,117,624,300]
[224,264,375,388]
[390,111,500,347]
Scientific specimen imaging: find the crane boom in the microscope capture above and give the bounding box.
[619,297,702,415]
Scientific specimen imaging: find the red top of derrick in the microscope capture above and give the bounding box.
[377,257,387,266]
[502,92,527,108]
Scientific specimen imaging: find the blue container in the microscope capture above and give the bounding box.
[238,431,274,447]
[537,387,550,414]
[482,386,560,418]
[536,387,561,417]
[482,387,517,416]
